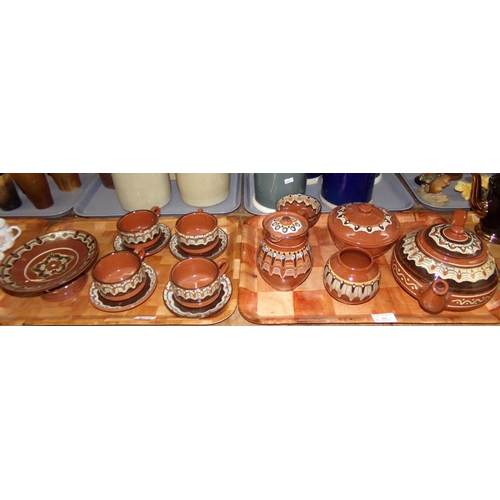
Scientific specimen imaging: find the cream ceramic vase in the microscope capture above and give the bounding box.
[111,173,172,211]
[175,173,230,207]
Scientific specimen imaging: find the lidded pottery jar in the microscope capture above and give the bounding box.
[391,209,499,314]
[257,211,313,291]
[327,202,402,258]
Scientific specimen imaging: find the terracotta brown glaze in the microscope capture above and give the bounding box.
[257,211,313,291]
[391,209,499,313]
[170,257,229,309]
[275,194,322,228]
[175,208,220,254]
[327,202,402,258]
[324,247,381,304]
[117,206,162,250]
[92,249,146,302]
[469,173,500,245]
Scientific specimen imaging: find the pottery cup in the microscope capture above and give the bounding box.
[175,208,220,254]
[92,249,146,302]
[117,206,162,250]
[170,257,229,309]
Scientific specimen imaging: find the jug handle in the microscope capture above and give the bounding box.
[469,173,488,218]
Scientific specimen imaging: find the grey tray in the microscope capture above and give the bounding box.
[400,173,479,212]
[73,174,243,217]
[244,173,415,215]
[0,173,98,219]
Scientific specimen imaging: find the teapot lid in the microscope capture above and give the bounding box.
[418,210,489,266]
[263,211,309,239]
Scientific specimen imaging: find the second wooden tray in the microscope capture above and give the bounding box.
[239,212,500,325]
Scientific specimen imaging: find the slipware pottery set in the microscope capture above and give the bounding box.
[257,198,499,313]
[88,206,231,316]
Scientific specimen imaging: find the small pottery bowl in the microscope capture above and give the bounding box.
[327,202,402,258]
[92,249,146,302]
[275,193,322,228]
[170,257,229,309]
[324,247,381,305]
[175,208,220,254]
[117,206,162,250]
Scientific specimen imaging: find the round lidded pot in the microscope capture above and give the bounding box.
[257,211,313,291]
[391,209,499,314]
[327,202,402,258]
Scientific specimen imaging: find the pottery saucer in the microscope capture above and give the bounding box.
[169,228,228,260]
[163,274,232,319]
[89,263,157,312]
[113,224,171,256]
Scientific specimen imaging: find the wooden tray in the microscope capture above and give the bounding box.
[239,212,500,325]
[0,216,241,326]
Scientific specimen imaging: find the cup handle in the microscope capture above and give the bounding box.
[133,248,146,261]
[217,258,229,276]
[151,206,161,217]
[9,226,22,241]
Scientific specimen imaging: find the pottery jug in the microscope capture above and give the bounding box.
[175,173,230,207]
[469,173,500,244]
[111,173,172,211]
[391,209,499,313]
[257,211,313,291]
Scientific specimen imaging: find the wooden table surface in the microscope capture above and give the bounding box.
[1,175,498,327]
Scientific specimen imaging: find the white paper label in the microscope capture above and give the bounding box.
[372,313,398,323]
[284,177,294,185]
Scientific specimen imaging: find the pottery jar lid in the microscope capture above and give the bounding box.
[327,202,402,248]
[263,211,309,240]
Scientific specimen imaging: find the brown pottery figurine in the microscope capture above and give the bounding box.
[391,209,499,314]
[257,211,313,291]
[324,247,381,305]
[327,202,401,258]
[469,173,500,245]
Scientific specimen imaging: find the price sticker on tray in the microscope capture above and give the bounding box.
[372,313,398,323]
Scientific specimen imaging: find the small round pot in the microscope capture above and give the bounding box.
[275,193,322,228]
[391,209,499,313]
[324,247,381,304]
[257,211,313,291]
[327,202,402,258]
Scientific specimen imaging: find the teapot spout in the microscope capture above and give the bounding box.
[469,173,489,218]
[418,279,449,314]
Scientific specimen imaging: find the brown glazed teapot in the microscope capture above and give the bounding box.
[391,209,499,314]
[469,173,500,245]
[257,211,313,291]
